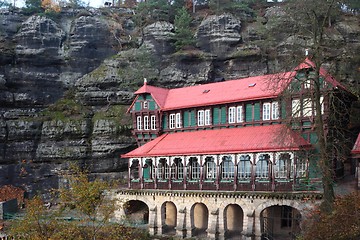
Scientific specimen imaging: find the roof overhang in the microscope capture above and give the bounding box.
[122,125,312,158]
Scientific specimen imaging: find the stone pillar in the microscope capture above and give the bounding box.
[148,206,158,235]
[185,207,193,238]
[254,210,262,239]
[217,207,225,240]
[207,208,219,240]
[176,207,187,238]
[244,210,255,239]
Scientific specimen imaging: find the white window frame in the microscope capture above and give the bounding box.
[303,98,312,117]
[169,113,175,129]
[143,101,148,109]
[292,99,301,117]
[175,113,182,128]
[263,102,271,120]
[144,116,149,130]
[228,107,236,123]
[150,115,156,130]
[136,116,142,130]
[204,109,211,125]
[221,156,234,179]
[198,110,204,126]
[205,158,216,179]
[256,154,270,179]
[297,158,308,178]
[275,153,293,179]
[238,154,252,180]
[272,101,279,120]
[236,106,243,123]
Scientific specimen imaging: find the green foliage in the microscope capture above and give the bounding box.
[0,1,11,8]
[8,166,150,240]
[67,0,87,8]
[42,93,90,120]
[208,0,257,16]
[134,0,171,27]
[300,192,360,240]
[23,0,43,14]
[174,7,195,51]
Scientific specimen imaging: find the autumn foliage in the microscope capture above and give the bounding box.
[300,192,360,240]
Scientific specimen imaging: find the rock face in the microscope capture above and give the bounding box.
[0,6,358,196]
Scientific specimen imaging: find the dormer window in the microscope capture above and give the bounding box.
[143,101,148,109]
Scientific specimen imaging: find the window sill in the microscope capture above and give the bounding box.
[255,180,270,183]
[220,180,234,183]
[172,180,183,183]
[144,179,153,183]
[204,180,215,182]
[275,179,292,183]
[238,180,251,183]
[158,180,168,183]
[131,179,140,182]
[187,180,199,183]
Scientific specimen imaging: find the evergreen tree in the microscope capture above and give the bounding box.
[173,6,195,51]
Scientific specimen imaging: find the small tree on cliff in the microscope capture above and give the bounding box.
[173,6,195,51]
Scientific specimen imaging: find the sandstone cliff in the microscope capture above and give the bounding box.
[0,6,358,196]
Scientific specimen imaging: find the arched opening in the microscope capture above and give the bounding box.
[191,203,209,237]
[123,200,149,226]
[224,204,244,239]
[260,205,301,240]
[161,201,177,235]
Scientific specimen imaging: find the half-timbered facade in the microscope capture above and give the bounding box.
[118,58,355,240]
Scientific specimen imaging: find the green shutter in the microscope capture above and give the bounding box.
[281,100,286,119]
[245,104,253,122]
[184,111,189,127]
[191,110,196,126]
[146,95,152,100]
[213,107,219,125]
[309,132,318,144]
[254,103,260,121]
[135,101,141,111]
[221,106,227,124]
[149,101,155,110]
[162,115,168,129]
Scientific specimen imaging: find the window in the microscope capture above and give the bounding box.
[175,113,182,128]
[272,102,279,119]
[197,110,204,126]
[204,157,216,179]
[297,158,307,178]
[292,99,301,117]
[303,98,312,117]
[204,109,211,125]
[221,156,234,179]
[151,115,156,130]
[143,101,148,109]
[157,158,169,180]
[281,206,293,228]
[228,107,236,123]
[144,116,149,130]
[304,79,311,89]
[263,103,271,120]
[171,158,184,180]
[238,155,251,180]
[136,116,142,130]
[275,153,293,179]
[256,154,270,179]
[130,159,139,179]
[169,114,175,129]
[187,157,200,180]
[143,159,154,180]
[236,106,243,123]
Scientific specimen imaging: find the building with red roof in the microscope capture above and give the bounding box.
[118,58,356,240]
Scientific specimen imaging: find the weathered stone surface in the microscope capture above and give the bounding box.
[142,21,175,55]
[41,119,90,139]
[36,140,89,161]
[196,14,241,56]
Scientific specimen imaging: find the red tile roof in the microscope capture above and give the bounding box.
[122,125,312,158]
[134,83,170,108]
[351,133,360,155]
[161,72,294,110]
[294,57,346,90]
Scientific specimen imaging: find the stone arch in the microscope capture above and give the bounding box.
[161,201,177,235]
[123,200,149,225]
[190,202,209,237]
[260,204,302,240]
[224,204,244,239]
